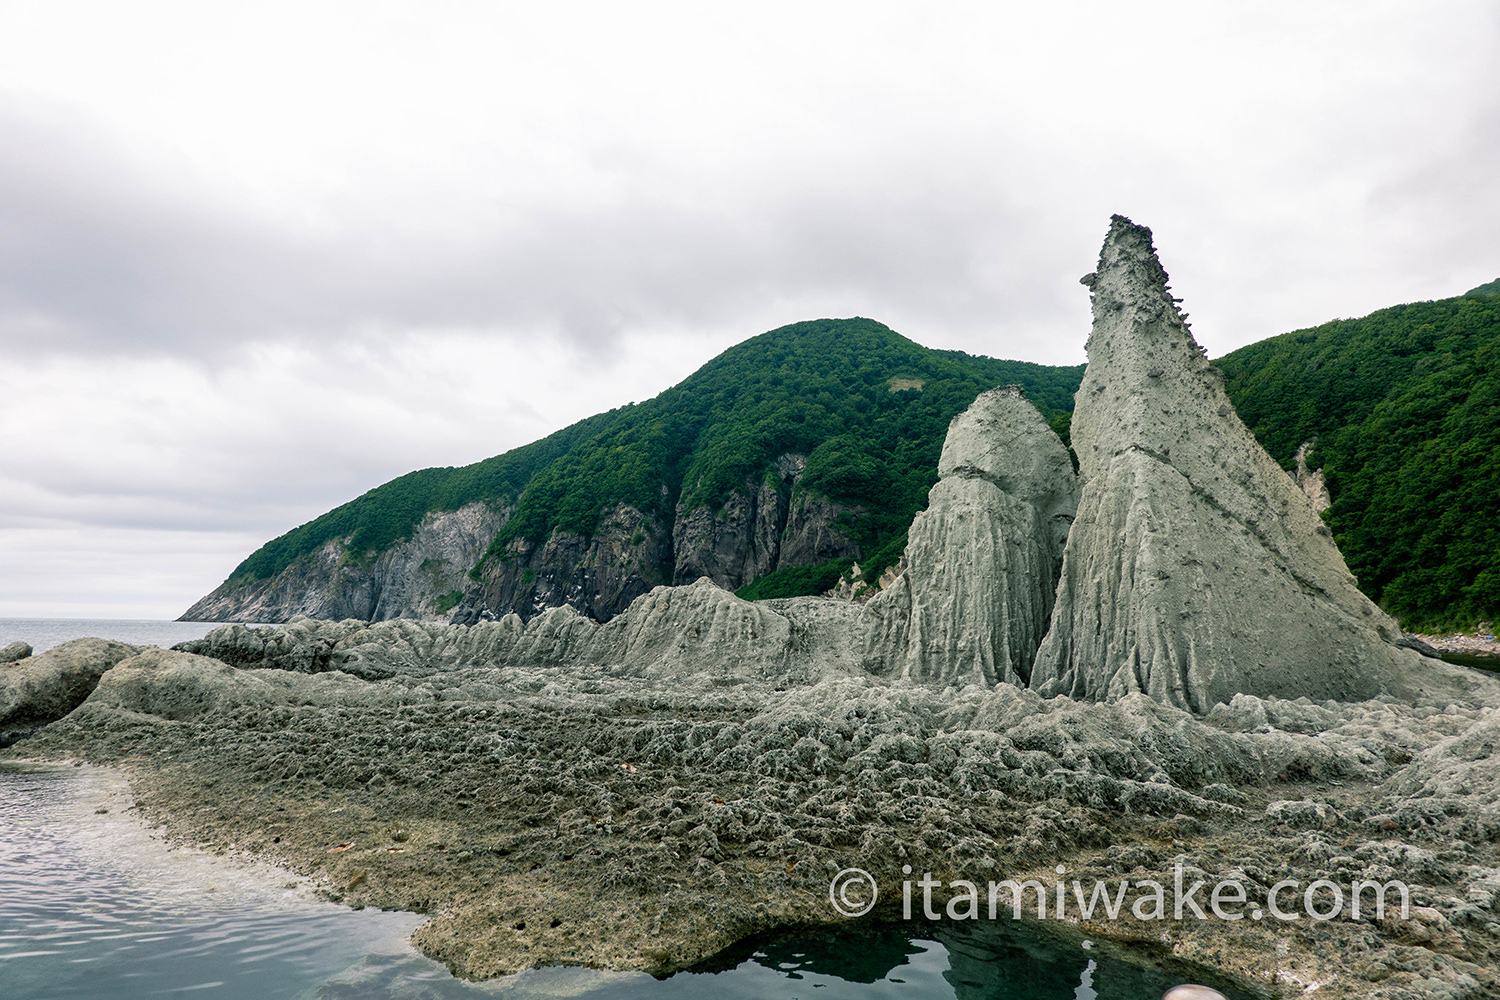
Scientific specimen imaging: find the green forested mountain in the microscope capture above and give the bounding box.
[222,297,1500,632]
[232,408,621,581]
[479,318,1081,580]
[1217,293,1500,629]
[231,318,1084,591]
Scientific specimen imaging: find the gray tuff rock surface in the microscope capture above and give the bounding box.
[84,647,390,720]
[14,629,1500,996]
[178,578,865,686]
[0,638,141,746]
[867,386,1078,687]
[1,641,32,663]
[1029,216,1438,712]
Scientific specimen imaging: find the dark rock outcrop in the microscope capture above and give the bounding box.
[467,503,673,624]
[1029,216,1434,712]
[672,464,797,590]
[1,641,32,663]
[182,502,504,623]
[670,450,864,596]
[776,492,863,569]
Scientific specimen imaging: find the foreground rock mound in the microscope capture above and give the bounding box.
[0,638,141,746]
[17,636,1500,997]
[868,386,1077,686]
[178,578,864,685]
[1030,216,1436,712]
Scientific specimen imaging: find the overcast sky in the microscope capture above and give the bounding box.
[1,0,1496,619]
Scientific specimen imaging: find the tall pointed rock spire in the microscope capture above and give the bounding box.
[1029,216,1427,711]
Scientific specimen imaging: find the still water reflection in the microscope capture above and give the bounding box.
[1,762,1254,999]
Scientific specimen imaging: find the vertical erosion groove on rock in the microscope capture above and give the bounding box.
[867,385,1078,688]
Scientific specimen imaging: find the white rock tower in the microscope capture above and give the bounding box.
[867,385,1077,687]
[1029,216,1427,711]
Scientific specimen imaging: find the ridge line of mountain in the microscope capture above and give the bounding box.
[185,284,1500,631]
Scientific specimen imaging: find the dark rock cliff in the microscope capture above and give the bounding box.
[189,476,868,626]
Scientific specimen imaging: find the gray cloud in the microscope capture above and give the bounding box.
[0,94,1090,365]
[0,101,307,354]
[2,1,1498,617]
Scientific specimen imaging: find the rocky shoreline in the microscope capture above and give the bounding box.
[1415,628,1500,662]
[9,217,1500,998]
[2,625,1499,998]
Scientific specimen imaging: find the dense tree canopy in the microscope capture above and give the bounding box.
[1218,294,1500,629]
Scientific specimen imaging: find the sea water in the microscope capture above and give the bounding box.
[0,617,240,655]
[0,760,1254,1000]
[1,620,1257,998]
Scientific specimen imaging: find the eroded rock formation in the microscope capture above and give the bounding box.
[0,638,141,746]
[1029,216,1432,712]
[867,386,1078,687]
[180,577,866,687]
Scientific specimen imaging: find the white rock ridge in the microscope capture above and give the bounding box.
[1029,215,1430,712]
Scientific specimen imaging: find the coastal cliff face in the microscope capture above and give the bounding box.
[459,482,861,623]
[182,502,503,624]
[671,480,787,590]
[189,453,865,625]
[463,503,673,624]
[670,454,862,592]
[671,454,804,590]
